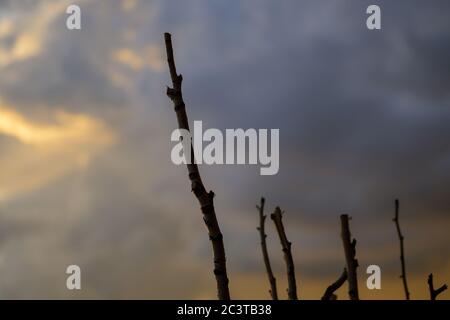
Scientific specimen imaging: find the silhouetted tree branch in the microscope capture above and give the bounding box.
[321,269,348,300]
[428,273,448,300]
[164,32,230,300]
[340,214,359,300]
[271,207,298,300]
[257,197,278,300]
[393,199,410,300]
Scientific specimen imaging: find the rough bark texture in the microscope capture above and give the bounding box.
[164,33,230,300]
[256,198,278,300]
[340,214,359,300]
[321,269,348,300]
[393,199,410,300]
[271,207,298,300]
[428,273,448,300]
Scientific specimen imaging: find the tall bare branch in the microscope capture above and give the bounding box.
[164,33,230,300]
[271,207,298,300]
[340,214,359,300]
[321,269,348,300]
[428,273,448,300]
[256,198,278,300]
[393,199,410,300]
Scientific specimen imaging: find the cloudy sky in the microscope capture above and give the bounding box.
[0,0,449,299]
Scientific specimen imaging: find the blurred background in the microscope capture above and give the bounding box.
[0,0,449,299]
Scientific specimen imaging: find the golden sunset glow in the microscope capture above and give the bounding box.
[0,105,114,148]
[111,45,164,72]
[0,1,68,66]
[0,103,115,202]
[0,0,448,300]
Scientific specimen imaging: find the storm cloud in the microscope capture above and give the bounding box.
[0,0,449,299]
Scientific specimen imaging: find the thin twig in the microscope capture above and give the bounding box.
[393,199,410,300]
[428,273,448,300]
[164,33,230,300]
[271,207,298,300]
[257,198,278,300]
[321,269,348,300]
[340,214,359,300]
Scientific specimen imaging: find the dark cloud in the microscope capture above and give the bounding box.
[0,0,449,299]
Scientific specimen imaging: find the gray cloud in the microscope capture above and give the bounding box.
[0,0,449,299]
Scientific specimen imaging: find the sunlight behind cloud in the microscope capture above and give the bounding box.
[0,20,14,38]
[0,106,114,148]
[122,0,138,12]
[0,103,116,202]
[111,45,165,72]
[0,1,69,67]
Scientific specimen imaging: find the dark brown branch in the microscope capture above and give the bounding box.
[271,207,298,300]
[340,214,359,300]
[393,199,410,300]
[164,33,230,300]
[321,269,348,300]
[428,273,448,300]
[257,198,278,300]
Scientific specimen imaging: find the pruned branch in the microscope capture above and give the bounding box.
[428,273,448,300]
[393,199,410,300]
[340,214,359,300]
[321,269,348,300]
[164,33,230,300]
[271,207,298,300]
[257,197,278,300]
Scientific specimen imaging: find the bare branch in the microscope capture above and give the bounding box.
[271,207,298,300]
[164,33,230,300]
[321,269,348,300]
[428,273,448,300]
[340,214,359,300]
[257,197,278,300]
[393,199,410,300]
